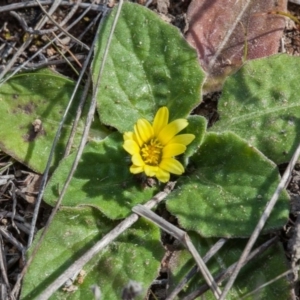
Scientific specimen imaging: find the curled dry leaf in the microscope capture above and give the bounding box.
[16,172,42,204]
[186,0,287,93]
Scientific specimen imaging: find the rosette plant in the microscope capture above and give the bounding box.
[0,2,296,299]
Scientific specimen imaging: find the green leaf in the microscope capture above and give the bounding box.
[166,131,289,237]
[21,207,163,300]
[183,115,207,166]
[92,2,205,132]
[212,54,300,164]
[44,132,159,220]
[0,69,108,173]
[168,233,290,299]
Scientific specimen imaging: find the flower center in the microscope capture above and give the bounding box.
[141,138,163,166]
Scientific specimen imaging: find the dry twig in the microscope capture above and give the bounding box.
[10,3,116,298]
[0,1,106,14]
[166,238,227,300]
[132,205,222,299]
[183,236,278,300]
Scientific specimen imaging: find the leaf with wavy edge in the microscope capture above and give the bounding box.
[212,54,300,164]
[21,207,163,299]
[92,2,205,133]
[166,131,289,237]
[0,69,108,173]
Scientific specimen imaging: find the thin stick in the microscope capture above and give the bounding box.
[133,205,221,299]
[11,3,119,298]
[239,267,298,300]
[0,227,24,253]
[10,8,82,36]
[26,42,91,247]
[0,1,106,13]
[0,0,62,81]
[166,238,227,300]
[9,9,108,300]
[219,142,300,300]
[208,0,252,71]
[9,181,20,234]
[26,0,105,248]
[0,0,104,85]
[183,236,278,300]
[0,235,11,296]
[34,0,89,50]
[37,182,175,299]
[33,0,119,252]
[63,71,92,158]
[0,55,86,72]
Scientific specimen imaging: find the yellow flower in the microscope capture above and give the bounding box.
[123,107,195,183]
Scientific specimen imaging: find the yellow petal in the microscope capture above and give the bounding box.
[125,131,141,147]
[153,107,169,136]
[159,158,184,175]
[123,132,134,141]
[162,144,186,158]
[168,134,195,146]
[144,165,158,177]
[132,154,145,167]
[136,119,154,143]
[157,119,188,145]
[156,168,170,183]
[133,124,143,147]
[123,140,140,155]
[130,165,143,174]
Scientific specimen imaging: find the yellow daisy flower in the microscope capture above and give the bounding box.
[123,107,195,183]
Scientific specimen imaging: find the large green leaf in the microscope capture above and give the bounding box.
[92,2,205,132]
[166,131,289,237]
[0,69,107,173]
[44,132,159,220]
[21,207,163,299]
[212,54,300,164]
[168,233,290,299]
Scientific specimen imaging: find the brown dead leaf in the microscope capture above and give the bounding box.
[16,172,42,204]
[186,0,287,93]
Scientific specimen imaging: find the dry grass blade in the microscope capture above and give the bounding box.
[0,0,62,81]
[132,205,222,299]
[166,238,227,300]
[26,0,107,248]
[0,235,11,297]
[288,213,300,298]
[239,267,298,300]
[9,6,111,300]
[26,46,91,247]
[183,236,278,300]
[9,4,80,37]
[0,227,24,253]
[64,72,92,158]
[11,2,123,298]
[37,182,176,299]
[34,0,89,50]
[219,142,300,300]
[0,0,105,86]
[0,1,106,13]
[207,0,252,72]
